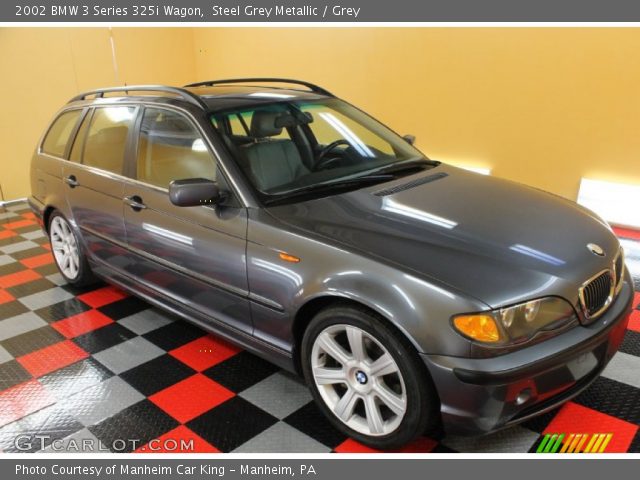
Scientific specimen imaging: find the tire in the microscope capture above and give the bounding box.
[301,303,439,449]
[48,210,97,287]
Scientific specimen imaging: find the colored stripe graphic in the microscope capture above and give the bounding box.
[537,433,613,453]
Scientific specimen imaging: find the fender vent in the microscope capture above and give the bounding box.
[373,172,448,197]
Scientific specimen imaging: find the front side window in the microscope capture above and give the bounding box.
[136,108,217,189]
[211,98,432,203]
[41,110,82,157]
[83,107,136,174]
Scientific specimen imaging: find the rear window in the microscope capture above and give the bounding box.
[41,110,82,157]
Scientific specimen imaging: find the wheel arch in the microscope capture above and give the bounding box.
[291,294,423,376]
[43,205,57,233]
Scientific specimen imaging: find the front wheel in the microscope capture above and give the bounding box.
[301,304,439,449]
[49,211,96,287]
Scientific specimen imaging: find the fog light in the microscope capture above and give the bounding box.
[516,388,532,406]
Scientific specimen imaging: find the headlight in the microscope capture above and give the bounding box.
[452,297,578,346]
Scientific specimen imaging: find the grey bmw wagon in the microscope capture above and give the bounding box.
[29,79,634,448]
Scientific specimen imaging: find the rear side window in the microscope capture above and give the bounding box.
[83,106,136,174]
[41,110,82,157]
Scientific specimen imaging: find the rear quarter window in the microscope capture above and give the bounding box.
[41,110,82,158]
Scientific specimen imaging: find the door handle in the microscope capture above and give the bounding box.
[64,175,79,188]
[123,195,147,211]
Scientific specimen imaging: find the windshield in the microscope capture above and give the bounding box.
[211,98,433,203]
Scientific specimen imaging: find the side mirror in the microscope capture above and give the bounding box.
[403,134,416,145]
[169,178,221,207]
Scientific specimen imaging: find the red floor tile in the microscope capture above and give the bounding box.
[627,310,640,333]
[51,310,114,338]
[334,436,438,453]
[2,219,35,230]
[77,285,127,308]
[0,289,14,304]
[17,340,89,378]
[20,252,54,269]
[613,226,640,241]
[0,230,16,240]
[633,292,640,310]
[21,212,36,220]
[135,425,220,453]
[169,335,240,371]
[0,269,40,289]
[543,402,638,452]
[0,380,55,427]
[334,438,379,453]
[149,374,234,424]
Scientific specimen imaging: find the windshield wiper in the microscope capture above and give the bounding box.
[365,158,439,177]
[265,174,395,205]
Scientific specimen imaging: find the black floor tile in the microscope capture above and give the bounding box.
[5,278,55,298]
[0,360,32,391]
[431,443,458,453]
[0,300,28,321]
[203,351,280,393]
[187,396,278,452]
[629,429,640,453]
[34,298,92,324]
[33,263,60,277]
[284,402,347,449]
[61,281,107,297]
[520,407,561,434]
[1,326,65,357]
[143,320,206,351]
[0,262,27,276]
[120,354,196,396]
[619,330,640,357]
[10,247,49,261]
[72,323,137,355]
[89,400,179,452]
[98,296,150,321]
[574,376,640,425]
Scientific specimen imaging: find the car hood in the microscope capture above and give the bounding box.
[266,164,620,308]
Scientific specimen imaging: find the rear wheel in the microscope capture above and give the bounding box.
[49,211,96,287]
[301,304,439,449]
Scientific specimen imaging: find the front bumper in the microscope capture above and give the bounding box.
[422,273,634,436]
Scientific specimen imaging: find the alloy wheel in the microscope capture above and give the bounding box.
[50,216,80,280]
[310,324,407,436]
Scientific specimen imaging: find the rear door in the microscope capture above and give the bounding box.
[121,105,252,334]
[63,105,137,269]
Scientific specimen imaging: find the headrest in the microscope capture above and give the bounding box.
[250,110,285,138]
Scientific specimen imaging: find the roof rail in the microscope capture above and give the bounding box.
[68,85,209,109]
[184,78,334,97]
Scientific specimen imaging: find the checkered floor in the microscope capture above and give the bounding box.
[0,201,639,453]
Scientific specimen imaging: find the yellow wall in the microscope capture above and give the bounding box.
[195,28,640,200]
[0,28,195,200]
[2,28,640,200]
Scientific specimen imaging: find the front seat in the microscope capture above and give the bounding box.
[242,110,310,191]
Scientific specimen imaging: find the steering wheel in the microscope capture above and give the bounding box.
[315,139,351,170]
